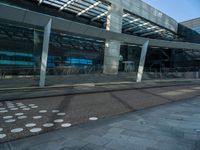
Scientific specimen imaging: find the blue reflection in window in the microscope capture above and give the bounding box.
[0,51,33,57]
[0,60,33,65]
[66,58,93,65]
[47,55,55,68]
[0,51,33,66]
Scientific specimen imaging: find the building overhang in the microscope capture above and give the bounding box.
[0,3,200,50]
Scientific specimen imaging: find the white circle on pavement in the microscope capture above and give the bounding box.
[3,116,13,119]
[16,102,23,104]
[0,134,6,139]
[54,119,64,123]
[22,108,30,111]
[61,123,71,128]
[0,108,6,110]
[7,105,15,108]
[57,113,66,116]
[89,117,98,121]
[18,116,27,119]
[25,123,36,128]
[39,110,47,113]
[10,108,18,111]
[5,119,16,123]
[33,116,42,119]
[0,110,8,113]
[31,106,38,108]
[43,123,54,127]
[52,110,59,113]
[20,106,27,108]
[0,128,3,132]
[11,128,23,133]
[15,113,24,116]
[30,128,42,133]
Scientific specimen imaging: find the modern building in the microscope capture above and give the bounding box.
[181,17,200,34]
[0,0,200,86]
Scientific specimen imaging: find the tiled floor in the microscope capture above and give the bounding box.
[1,96,200,150]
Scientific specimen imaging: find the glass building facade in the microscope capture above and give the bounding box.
[0,0,200,88]
[193,26,200,34]
[181,17,200,35]
[0,21,105,76]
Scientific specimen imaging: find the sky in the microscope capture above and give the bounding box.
[142,0,200,22]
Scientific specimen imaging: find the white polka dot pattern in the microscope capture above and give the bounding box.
[52,110,59,113]
[43,123,54,127]
[3,116,13,119]
[5,119,16,123]
[30,128,42,133]
[0,134,6,139]
[33,116,42,119]
[89,117,98,121]
[54,119,64,123]
[61,123,71,128]
[25,123,36,128]
[18,116,27,119]
[57,113,66,116]
[39,110,47,113]
[15,113,24,116]
[11,128,23,133]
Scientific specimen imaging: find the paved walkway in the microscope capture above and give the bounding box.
[1,96,200,150]
[0,72,198,90]
[0,73,137,89]
[0,84,200,149]
[1,78,200,101]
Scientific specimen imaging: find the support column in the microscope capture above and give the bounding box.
[39,19,52,87]
[136,40,149,82]
[103,4,123,75]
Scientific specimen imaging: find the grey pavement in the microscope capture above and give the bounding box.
[0,73,137,89]
[1,96,200,150]
[1,76,200,101]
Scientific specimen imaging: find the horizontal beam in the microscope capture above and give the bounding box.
[0,3,200,50]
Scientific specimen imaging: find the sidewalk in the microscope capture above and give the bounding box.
[0,77,200,101]
[1,95,200,150]
[0,84,200,144]
[0,73,137,89]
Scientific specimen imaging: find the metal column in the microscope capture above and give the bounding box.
[136,40,149,82]
[39,19,52,87]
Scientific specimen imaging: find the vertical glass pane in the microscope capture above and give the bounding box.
[46,31,104,85]
[0,20,43,88]
[119,44,141,77]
